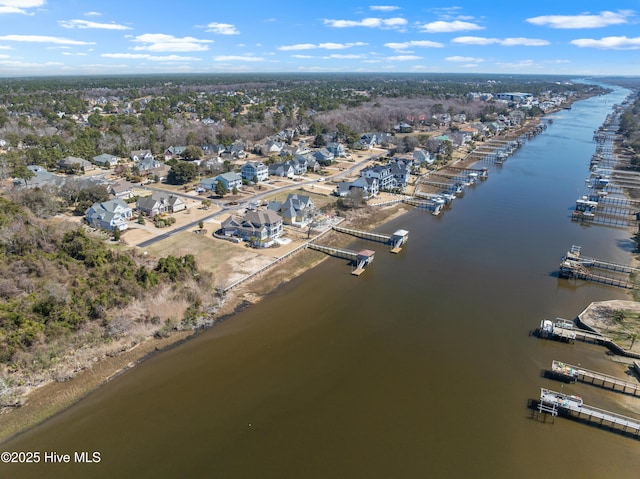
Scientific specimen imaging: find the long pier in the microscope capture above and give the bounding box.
[548,360,640,396]
[558,246,638,288]
[307,244,375,275]
[536,388,640,439]
[403,198,443,215]
[535,318,611,344]
[332,226,408,253]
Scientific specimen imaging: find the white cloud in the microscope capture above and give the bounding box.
[102,53,201,61]
[84,11,101,17]
[62,52,88,56]
[0,34,94,45]
[0,0,45,15]
[132,33,213,52]
[0,45,11,49]
[370,5,399,11]
[418,20,483,33]
[384,40,444,50]
[501,37,550,46]
[386,55,422,61]
[59,19,132,30]
[213,55,263,61]
[322,54,365,59]
[206,22,239,35]
[526,10,632,29]
[291,54,314,58]
[278,42,367,51]
[571,36,640,49]
[452,36,549,46]
[324,17,407,29]
[495,59,540,69]
[452,36,499,45]
[446,56,484,63]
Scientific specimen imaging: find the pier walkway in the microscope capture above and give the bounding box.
[537,388,640,438]
[307,244,375,275]
[549,360,640,396]
[332,226,408,253]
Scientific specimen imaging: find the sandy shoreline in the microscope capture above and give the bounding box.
[0,98,599,444]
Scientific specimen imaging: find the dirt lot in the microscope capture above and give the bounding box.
[579,300,640,354]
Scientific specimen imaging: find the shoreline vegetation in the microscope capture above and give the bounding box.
[0,85,622,444]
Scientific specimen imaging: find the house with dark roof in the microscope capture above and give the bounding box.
[268,161,295,178]
[164,146,187,159]
[85,199,133,231]
[220,210,283,247]
[360,164,394,191]
[58,156,95,172]
[313,148,334,164]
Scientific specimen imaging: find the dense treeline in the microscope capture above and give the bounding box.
[619,94,640,164]
[0,197,206,364]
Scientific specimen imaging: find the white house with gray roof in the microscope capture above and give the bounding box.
[85,199,133,231]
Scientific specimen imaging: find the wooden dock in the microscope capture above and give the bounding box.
[558,246,638,289]
[403,198,443,215]
[536,388,640,439]
[307,244,375,275]
[332,226,408,253]
[535,318,611,345]
[549,360,640,396]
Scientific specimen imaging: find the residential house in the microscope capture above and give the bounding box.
[220,210,283,247]
[164,146,187,159]
[313,148,334,165]
[85,199,133,231]
[356,134,377,150]
[13,165,65,189]
[137,156,162,173]
[130,150,154,162]
[360,164,394,191]
[57,156,95,172]
[413,149,434,165]
[326,142,347,158]
[268,161,295,178]
[350,177,379,198]
[227,144,246,159]
[136,192,186,217]
[93,153,119,167]
[201,172,242,192]
[108,181,135,200]
[241,161,269,182]
[261,140,284,156]
[267,194,315,227]
[388,159,411,190]
[334,182,352,197]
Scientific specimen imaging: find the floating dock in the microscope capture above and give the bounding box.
[332,226,408,253]
[536,388,640,439]
[548,360,640,396]
[536,318,610,344]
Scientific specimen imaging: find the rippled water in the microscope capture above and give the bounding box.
[2,84,639,479]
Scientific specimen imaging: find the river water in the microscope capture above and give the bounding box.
[2,84,640,478]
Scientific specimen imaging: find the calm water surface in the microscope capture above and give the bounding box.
[2,84,640,478]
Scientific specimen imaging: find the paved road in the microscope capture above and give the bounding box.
[135,153,382,249]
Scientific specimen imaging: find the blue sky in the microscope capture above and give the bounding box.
[0,1,639,77]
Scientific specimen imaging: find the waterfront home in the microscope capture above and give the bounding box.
[220,210,283,247]
[93,153,119,167]
[241,161,269,182]
[85,199,133,231]
[360,164,394,191]
[350,177,379,198]
[136,192,186,217]
[58,156,95,172]
[413,149,434,165]
[267,193,315,227]
[130,150,154,162]
[388,159,411,189]
[334,182,352,197]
